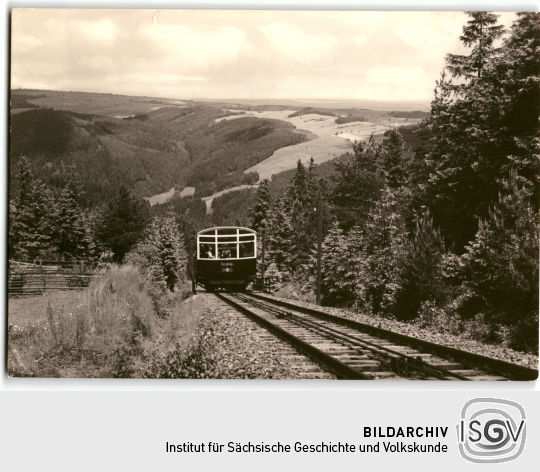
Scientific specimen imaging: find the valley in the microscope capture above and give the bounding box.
[10,88,426,212]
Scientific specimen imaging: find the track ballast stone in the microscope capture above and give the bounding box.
[198,293,335,379]
[263,293,538,370]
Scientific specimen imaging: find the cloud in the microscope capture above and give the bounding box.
[11,34,43,52]
[360,66,432,100]
[139,23,246,71]
[123,72,207,84]
[77,18,118,42]
[365,66,426,84]
[10,10,517,102]
[395,15,462,54]
[257,22,338,63]
[42,17,117,44]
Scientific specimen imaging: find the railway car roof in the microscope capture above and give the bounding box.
[197,226,256,236]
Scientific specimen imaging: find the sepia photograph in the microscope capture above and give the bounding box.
[7,8,539,380]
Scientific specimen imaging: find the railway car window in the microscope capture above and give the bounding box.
[197,227,256,259]
[239,241,255,258]
[218,243,237,259]
[200,244,215,259]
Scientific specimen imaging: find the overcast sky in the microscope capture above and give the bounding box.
[11,9,516,104]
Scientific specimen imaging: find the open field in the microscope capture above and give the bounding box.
[219,109,421,180]
[11,89,186,117]
[146,187,176,206]
[202,183,257,213]
[147,186,197,206]
[246,134,350,180]
[8,291,81,326]
[199,108,420,206]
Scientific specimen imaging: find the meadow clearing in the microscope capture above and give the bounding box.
[219,109,420,180]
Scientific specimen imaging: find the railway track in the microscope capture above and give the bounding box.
[215,298,336,379]
[216,291,538,381]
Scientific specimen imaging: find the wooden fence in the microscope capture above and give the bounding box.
[8,260,97,297]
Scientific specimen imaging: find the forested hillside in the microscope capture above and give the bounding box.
[246,12,540,353]
[8,12,538,357]
[9,102,308,204]
[9,108,190,204]
[207,124,422,225]
[146,107,307,197]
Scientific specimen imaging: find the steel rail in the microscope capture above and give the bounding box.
[216,292,373,379]
[246,292,538,381]
[234,293,466,380]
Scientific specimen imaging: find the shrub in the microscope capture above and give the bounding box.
[461,313,501,344]
[415,300,462,336]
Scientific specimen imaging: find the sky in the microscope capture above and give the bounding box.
[10,9,517,104]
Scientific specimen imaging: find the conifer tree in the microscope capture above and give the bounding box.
[163,195,211,283]
[285,160,311,272]
[96,185,150,262]
[331,137,384,230]
[500,13,539,131]
[147,215,187,292]
[319,222,345,302]
[28,180,56,258]
[128,215,187,292]
[497,13,540,199]
[394,208,446,320]
[446,11,504,80]
[320,222,363,305]
[355,188,407,315]
[249,179,272,285]
[284,160,327,274]
[266,195,293,274]
[262,160,331,282]
[306,157,318,198]
[382,130,411,190]
[53,174,88,259]
[9,156,56,260]
[422,12,512,250]
[250,179,272,232]
[459,172,538,351]
[80,210,100,262]
[287,160,309,206]
[422,12,540,252]
[9,156,35,259]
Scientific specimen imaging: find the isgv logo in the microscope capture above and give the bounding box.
[457,398,526,463]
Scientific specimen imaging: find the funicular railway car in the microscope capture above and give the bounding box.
[195,226,257,291]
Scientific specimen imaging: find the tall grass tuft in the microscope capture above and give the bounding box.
[36,265,159,375]
[8,264,201,377]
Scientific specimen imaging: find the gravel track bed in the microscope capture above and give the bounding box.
[198,293,335,379]
[261,293,538,370]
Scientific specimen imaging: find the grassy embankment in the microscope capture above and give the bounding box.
[7,265,200,378]
[8,264,297,378]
